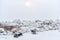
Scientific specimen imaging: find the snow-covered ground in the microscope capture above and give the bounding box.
[0,30,60,40]
[0,20,60,40]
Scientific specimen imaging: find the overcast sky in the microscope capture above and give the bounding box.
[0,0,60,21]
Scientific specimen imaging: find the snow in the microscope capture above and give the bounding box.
[0,28,7,35]
[0,30,60,40]
[0,20,60,40]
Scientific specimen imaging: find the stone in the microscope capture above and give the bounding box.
[14,33,22,38]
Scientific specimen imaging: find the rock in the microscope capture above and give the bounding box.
[31,30,36,34]
[14,33,22,38]
[0,28,7,35]
[0,30,3,33]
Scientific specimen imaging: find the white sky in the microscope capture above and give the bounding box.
[0,0,60,21]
